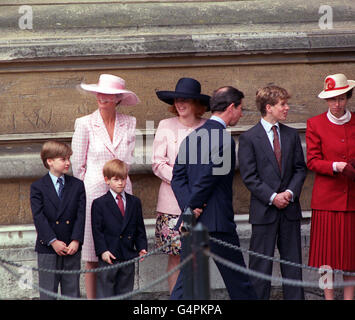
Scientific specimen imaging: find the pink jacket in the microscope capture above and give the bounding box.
[152,117,206,215]
[71,109,136,194]
[71,109,136,262]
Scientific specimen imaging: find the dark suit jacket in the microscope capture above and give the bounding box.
[30,173,86,254]
[172,119,237,233]
[91,191,147,261]
[238,121,307,225]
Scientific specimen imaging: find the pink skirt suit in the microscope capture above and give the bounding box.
[71,109,136,262]
[152,117,206,255]
[306,112,355,271]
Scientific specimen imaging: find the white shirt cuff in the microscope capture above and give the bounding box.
[333,162,338,172]
[269,192,277,205]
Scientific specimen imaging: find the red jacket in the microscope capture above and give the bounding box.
[306,112,355,211]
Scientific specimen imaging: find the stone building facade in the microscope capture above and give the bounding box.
[0,0,354,298]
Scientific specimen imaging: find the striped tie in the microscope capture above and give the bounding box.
[57,177,64,199]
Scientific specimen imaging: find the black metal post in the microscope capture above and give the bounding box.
[192,222,210,300]
[181,207,196,300]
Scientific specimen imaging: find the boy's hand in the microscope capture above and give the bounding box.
[66,240,79,255]
[51,240,68,256]
[272,192,290,209]
[138,249,147,262]
[101,251,116,264]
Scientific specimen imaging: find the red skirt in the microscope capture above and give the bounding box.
[308,210,355,271]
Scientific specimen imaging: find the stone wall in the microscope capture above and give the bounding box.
[0,0,354,224]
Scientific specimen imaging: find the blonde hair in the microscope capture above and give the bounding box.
[256,86,291,116]
[103,159,128,179]
[40,141,72,169]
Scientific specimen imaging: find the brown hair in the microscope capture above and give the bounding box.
[103,159,128,179]
[256,86,291,116]
[346,88,353,99]
[40,141,72,169]
[169,99,207,118]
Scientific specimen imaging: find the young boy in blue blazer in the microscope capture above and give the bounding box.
[30,141,86,299]
[91,159,147,298]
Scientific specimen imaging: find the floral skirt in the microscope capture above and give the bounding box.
[155,212,181,255]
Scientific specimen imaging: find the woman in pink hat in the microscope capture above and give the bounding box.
[306,73,355,300]
[151,78,210,294]
[71,74,140,299]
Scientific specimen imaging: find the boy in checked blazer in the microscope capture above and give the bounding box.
[91,159,147,298]
[30,141,86,299]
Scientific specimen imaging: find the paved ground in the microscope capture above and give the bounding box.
[131,287,344,300]
[25,286,346,300]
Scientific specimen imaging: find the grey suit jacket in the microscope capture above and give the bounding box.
[238,121,307,224]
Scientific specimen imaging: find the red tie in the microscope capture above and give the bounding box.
[116,194,125,216]
[272,125,282,171]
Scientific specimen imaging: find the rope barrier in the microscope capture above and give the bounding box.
[0,234,181,275]
[0,251,192,300]
[1,223,354,299]
[209,236,355,277]
[0,234,184,300]
[103,254,192,301]
[205,250,355,288]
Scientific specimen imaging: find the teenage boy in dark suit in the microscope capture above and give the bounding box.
[238,86,306,300]
[30,141,86,299]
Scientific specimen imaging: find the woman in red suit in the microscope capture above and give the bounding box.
[306,73,355,300]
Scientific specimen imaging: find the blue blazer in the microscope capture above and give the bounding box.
[172,119,237,233]
[91,191,148,261]
[30,173,86,254]
[238,121,307,224]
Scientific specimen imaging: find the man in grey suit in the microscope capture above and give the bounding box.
[238,85,307,300]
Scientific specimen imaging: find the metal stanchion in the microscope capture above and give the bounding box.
[192,222,210,300]
[181,207,196,300]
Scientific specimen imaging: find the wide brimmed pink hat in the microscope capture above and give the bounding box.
[80,74,140,106]
[318,73,355,99]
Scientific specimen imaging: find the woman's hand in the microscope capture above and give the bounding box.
[335,162,347,173]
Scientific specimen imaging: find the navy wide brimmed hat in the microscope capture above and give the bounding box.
[156,77,210,110]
